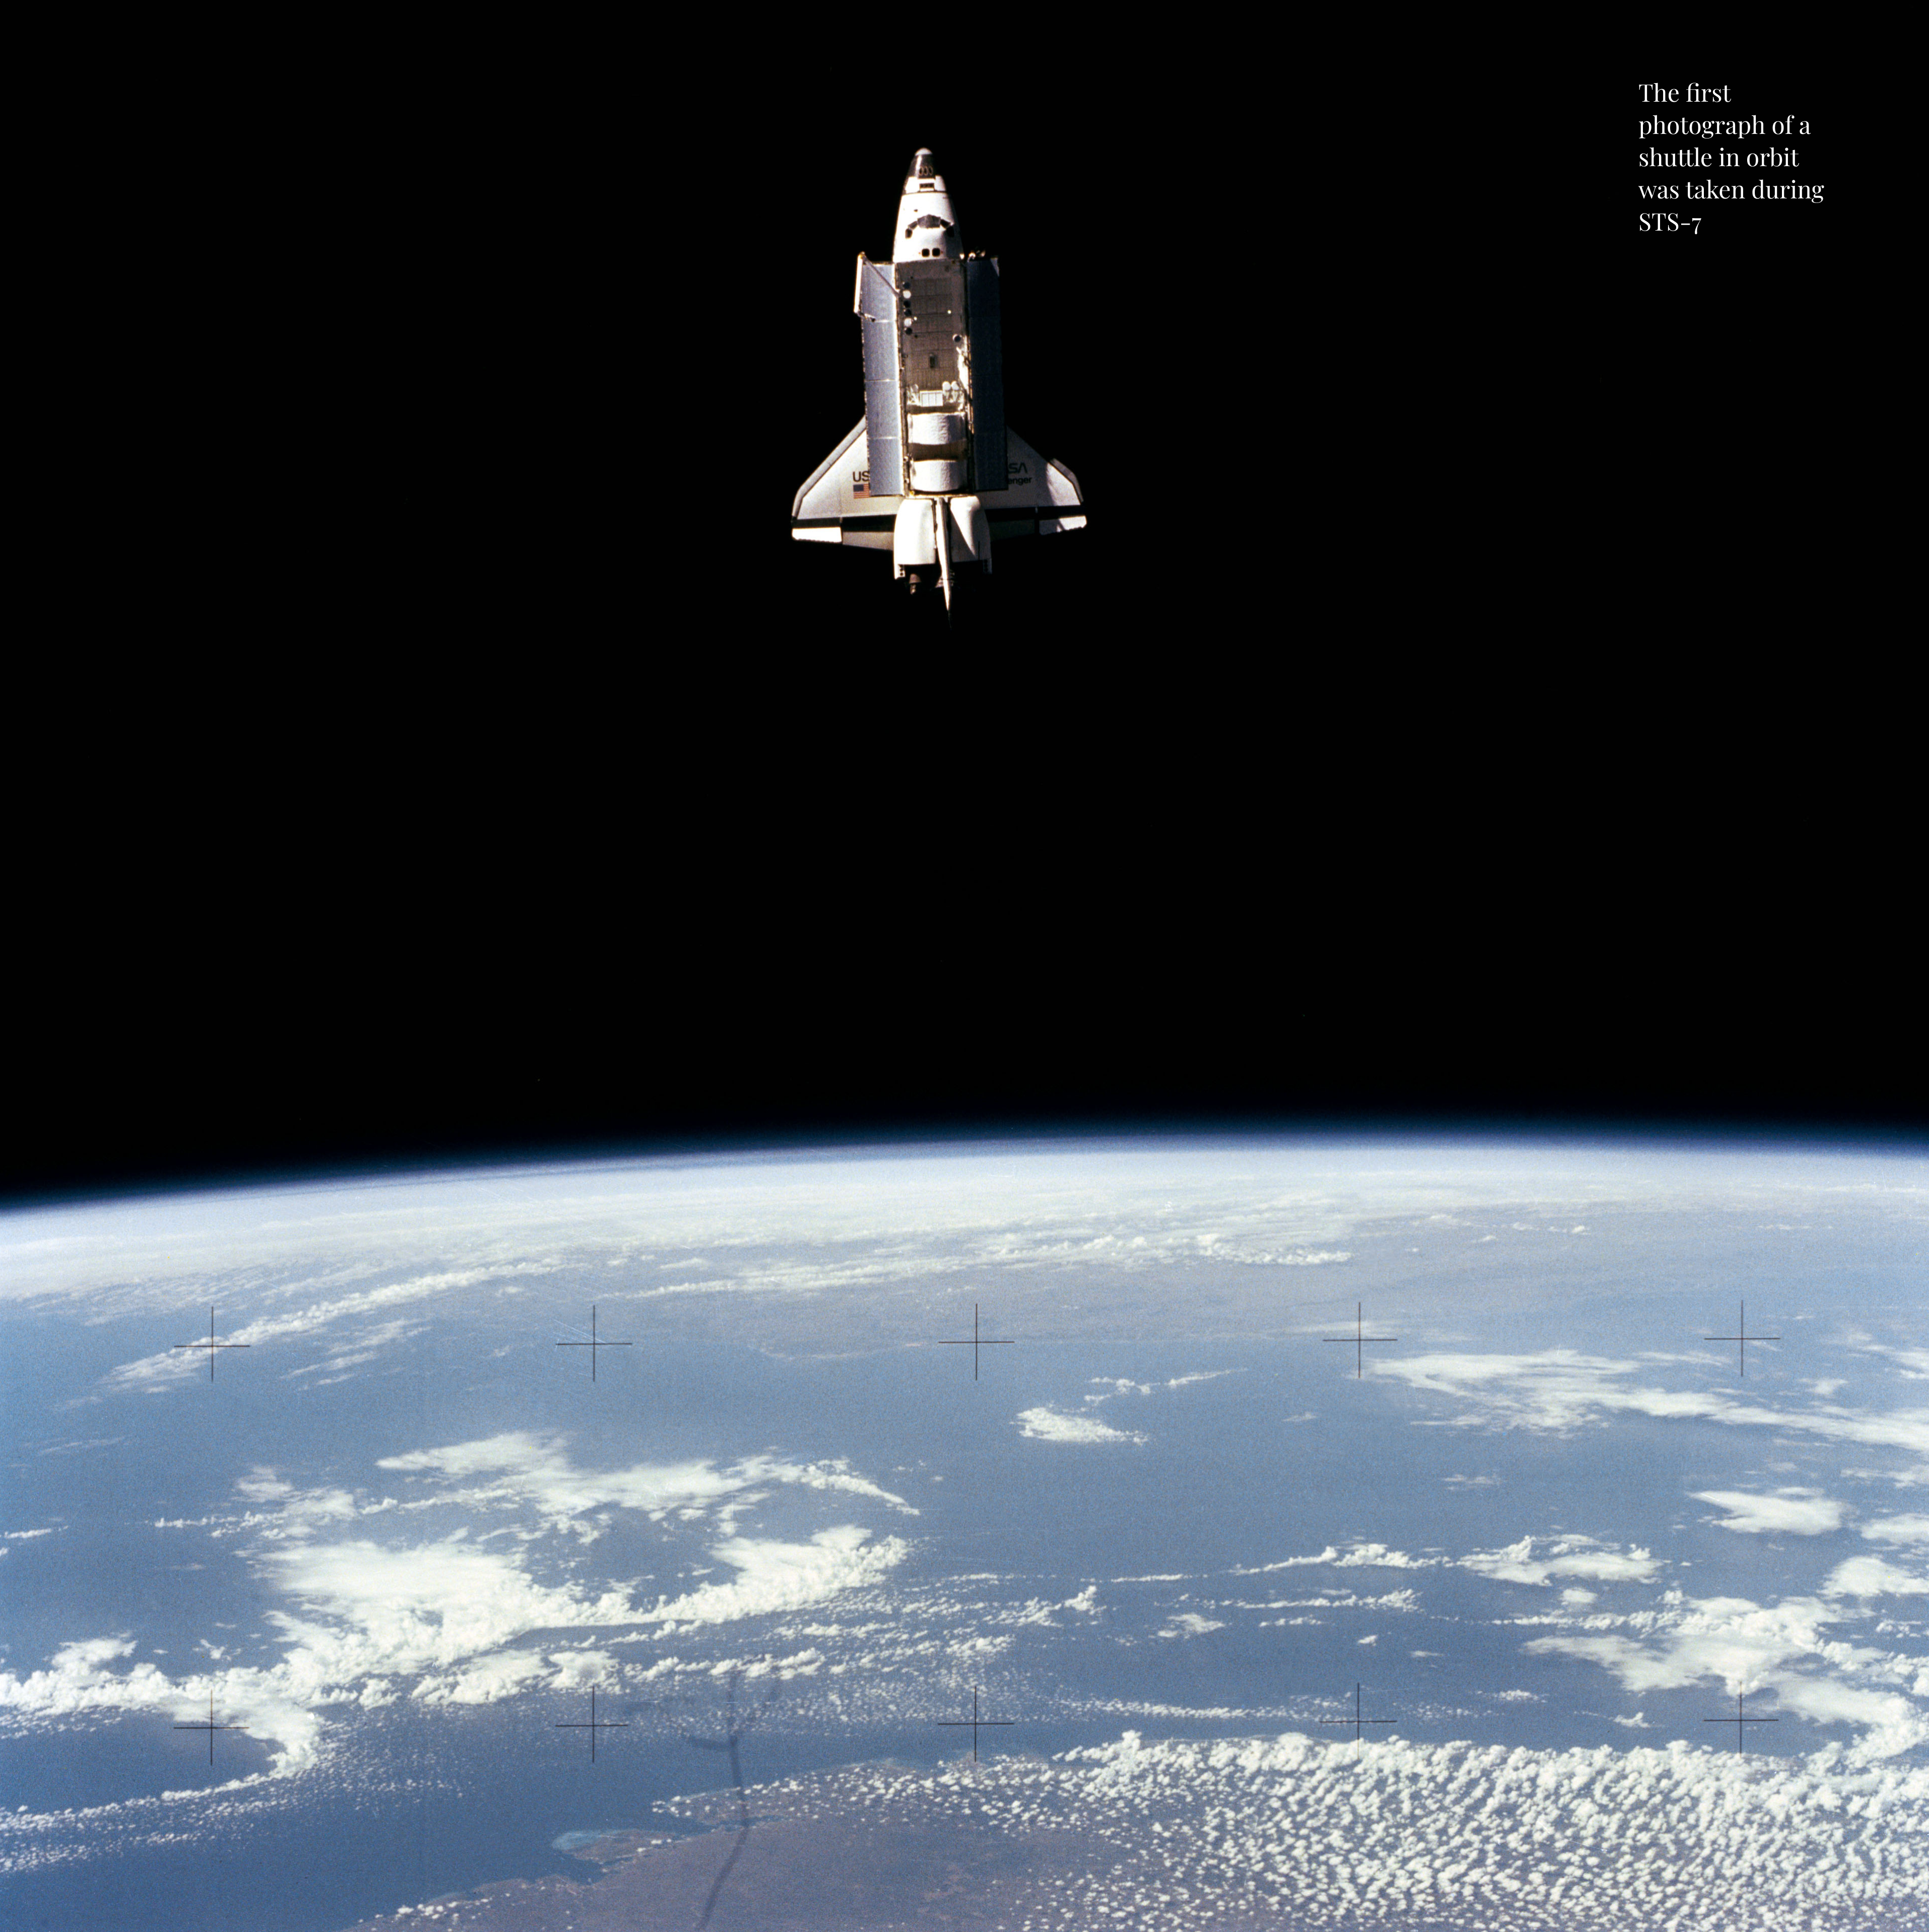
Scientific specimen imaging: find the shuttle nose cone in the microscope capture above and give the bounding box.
[894,149,957,260]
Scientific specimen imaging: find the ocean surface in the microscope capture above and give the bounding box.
[3,1146,1922,1927]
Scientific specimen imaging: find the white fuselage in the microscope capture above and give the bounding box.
[893,151,960,263]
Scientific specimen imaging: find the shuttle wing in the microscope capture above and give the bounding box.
[790,420,898,551]
[791,425,1083,549]
[973,429,1086,539]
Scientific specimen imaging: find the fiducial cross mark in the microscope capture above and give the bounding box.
[936,1686,1015,1763]
[1317,1682,1396,1749]
[556,1305,633,1381]
[1322,1303,1399,1378]
[174,1687,247,1765]
[1703,1689,1778,1752]
[1703,1301,1780,1376]
[937,1302,1014,1380]
[173,1308,249,1381]
[554,1685,627,1761]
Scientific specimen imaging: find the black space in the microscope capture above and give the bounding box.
[14,63,1916,1204]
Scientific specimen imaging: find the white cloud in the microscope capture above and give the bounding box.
[1240,1544,1443,1573]
[0,1635,326,1777]
[1864,1513,1929,1544]
[1377,1348,1929,1457]
[0,1517,905,1781]
[1844,1466,1929,1489]
[1821,1556,1929,1599]
[1522,1586,1929,1763]
[1152,1613,1225,1640]
[1,1426,916,1786]
[95,1269,548,1396]
[412,1649,550,1706]
[1462,1536,1661,1588]
[1770,1675,1928,1758]
[1089,1370,1238,1402]
[51,1635,135,1671]
[1025,1728,1929,1923]
[284,1318,427,1383]
[261,1535,645,1680]
[1693,1489,1847,1536]
[640,1528,910,1628]
[1014,1408,1146,1445]
[1236,1590,1421,1614]
[373,1432,917,1527]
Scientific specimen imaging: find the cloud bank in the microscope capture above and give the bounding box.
[693,1730,1929,1930]
[1693,1490,1847,1536]
[0,1431,915,1783]
[1463,1535,1663,1589]
[1522,1586,1929,1763]
[1014,1408,1146,1445]
[1378,1349,1929,1457]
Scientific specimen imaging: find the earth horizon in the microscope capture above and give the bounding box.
[3,1135,1924,1928]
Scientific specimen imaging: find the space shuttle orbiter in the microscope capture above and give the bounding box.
[790,150,1085,607]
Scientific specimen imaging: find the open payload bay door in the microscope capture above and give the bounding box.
[792,425,1082,549]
